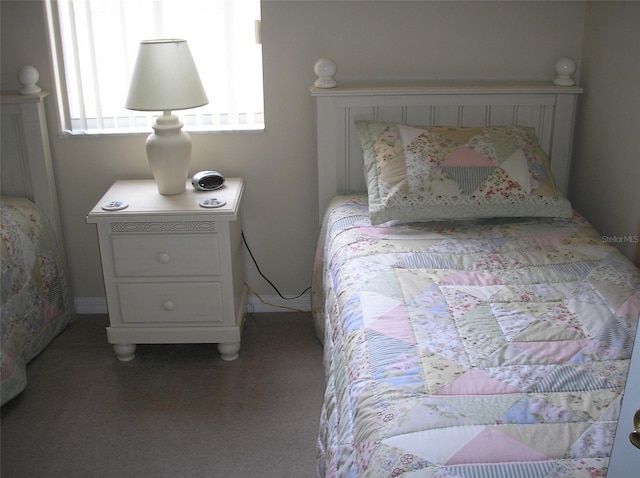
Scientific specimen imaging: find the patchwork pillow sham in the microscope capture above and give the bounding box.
[355,121,573,225]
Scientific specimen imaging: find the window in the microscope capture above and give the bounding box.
[45,0,264,134]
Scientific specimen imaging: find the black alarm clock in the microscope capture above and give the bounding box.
[192,170,225,191]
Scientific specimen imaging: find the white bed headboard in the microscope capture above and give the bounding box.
[1,89,66,259]
[311,80,583,220]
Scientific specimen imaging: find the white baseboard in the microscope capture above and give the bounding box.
[74,297,108,314]
[74,293,311,315]
[247,293,311,313]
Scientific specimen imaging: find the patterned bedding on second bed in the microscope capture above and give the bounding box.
[1,196,74,405]
[313,195,640,478]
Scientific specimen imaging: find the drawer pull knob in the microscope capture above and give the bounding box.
[157,252,170,264]
[162,300,175,311]
[631,409,640,450]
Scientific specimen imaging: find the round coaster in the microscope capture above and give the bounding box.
[199,198,226,208]
[102,200,129,211]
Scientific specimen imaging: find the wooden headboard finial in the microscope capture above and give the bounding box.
[18,65,42,95]
[314,58,337,88]
[553,57,577,86]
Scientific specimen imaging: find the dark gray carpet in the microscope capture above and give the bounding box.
[1,312,325,478]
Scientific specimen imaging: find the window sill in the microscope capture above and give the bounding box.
[59,124,266,137]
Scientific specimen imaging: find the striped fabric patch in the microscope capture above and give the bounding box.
[440,166,496,194]
[532,261,599,281]
[328,215,366,236]
[445,460,557,478]
[531,365,616,393]
[396,253,456,270]
[365,329,415,376]
[594,317,636,357]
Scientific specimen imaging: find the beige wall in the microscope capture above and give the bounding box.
[1,1,594,309]
[570,1,640,267]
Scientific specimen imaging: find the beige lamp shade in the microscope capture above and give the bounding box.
[125,39,208,195]
[126,39,208,111]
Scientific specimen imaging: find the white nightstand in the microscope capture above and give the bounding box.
[86,178,247,361]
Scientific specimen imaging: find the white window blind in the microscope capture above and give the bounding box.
[45,0,264,134]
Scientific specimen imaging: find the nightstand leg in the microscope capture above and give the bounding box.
[113,343,136,362]
[217,342,240,361]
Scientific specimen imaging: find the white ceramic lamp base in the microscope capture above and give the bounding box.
[146,112,191,195]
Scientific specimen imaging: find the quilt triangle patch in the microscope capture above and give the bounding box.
[530,365,615,393]
[441,395,523,425]
[589,316,636,359]
[568,421,618,459]
[496,422,590,459]
[498,395,583,425]
[443,285,503,302]
[368,304,416,345]
[363,270,404,297]
[445,427,548,464]
[499,149,530,192]
[487,129,520,160]
[440,271,501,286]
[382,425,486,465]
[492,304,538,340]
[366,330,416,378]
[359,291,404,326]
[617,291,640,320]
[523,230,575,248]
[422,168,465,196]
[398,123,431,147]
[544,389,620,422]
[433,126,482,144]
[385,398,472,437]
[420,353,469,393]
[513,313,585,342]
[441,146,496,167]
[474,168,527,197]
[589,278,639,312]
[456,305,506,363]
[435,369,520,395]
[513,339,588,364]
[440,286,486,321]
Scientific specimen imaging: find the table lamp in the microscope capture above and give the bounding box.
[126,39,208,195]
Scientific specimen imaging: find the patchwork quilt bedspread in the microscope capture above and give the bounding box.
[312,195,640,478]
[1,197,73,405]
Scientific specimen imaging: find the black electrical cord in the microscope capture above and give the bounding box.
[241,231,311,300]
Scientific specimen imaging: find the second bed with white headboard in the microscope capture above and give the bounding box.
[1,76,74,405]
[310,62,640,477]
[311,80,582,219]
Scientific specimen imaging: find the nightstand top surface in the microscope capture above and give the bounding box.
[87,177,244,222]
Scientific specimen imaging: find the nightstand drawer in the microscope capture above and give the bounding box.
[111,234,220,277]
[116,282,224,324]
